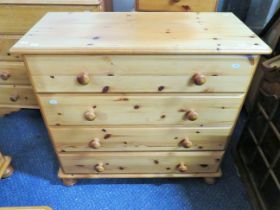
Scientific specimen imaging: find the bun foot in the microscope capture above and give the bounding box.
[2,165,14,179]
[203,177,216,185]
[62,178,77,186]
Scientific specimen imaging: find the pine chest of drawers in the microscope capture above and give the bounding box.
[0,0,106,116]
[11,12,271,185]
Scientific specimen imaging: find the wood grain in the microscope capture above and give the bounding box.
[59,151,224,174]
[10,12,271,55]
[50,126,230,152]
[0,61,30,85]
[59,168,222,178]
[0,207,52,210]
[0,85,38,107]
[0,0,100,5]
[0,152,4,166]
[0,155,11,178]
[0,107,20,116]
[18,11,269,182]
[25,55,257,93]
[136,0,218,12]
[0,5,103,34]
[38,94,243,126]
[0,35,22,61]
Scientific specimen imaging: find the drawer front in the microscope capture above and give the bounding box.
[0,62,30,85]
[59,151,224,174]
[26,55,257,93]
[0,35,22,61]
[0,5,102,34]
[51,127,230,152]
[0,85,37,107]
[38,94,243,126]
[136,0,218,12]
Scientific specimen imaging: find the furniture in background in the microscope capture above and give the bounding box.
[11,12,271,185]
[104,0,113,11]
[0,0,107,117]
[135,0,219,12]
[0,150,13,179]
[237,55,280,210]
[0,207,52,210]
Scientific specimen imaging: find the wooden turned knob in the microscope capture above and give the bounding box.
[10,94,19,102]
[94,163,105,173]
[177,162,188,172]
[184,110,198,121]
[0,72,10,80]
[77,72,90,85]
[84,108,96,121]
[180,138,193,148]
[193,73,206,86]
[89,137,101,149]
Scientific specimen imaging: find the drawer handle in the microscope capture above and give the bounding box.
[0,72,10,80]
[84,108,96,121]
[89,137,101,149]
[180,138,193,148]
[184,110,198,121]
[193,73,206,86]
[77,72,90,85]
[94,163,105,173]
[10,94,19,102]
[177,162,188,172]
[170,0,180,3]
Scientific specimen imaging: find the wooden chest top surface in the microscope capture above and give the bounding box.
[11,12,271,55]
[0,0,101,5]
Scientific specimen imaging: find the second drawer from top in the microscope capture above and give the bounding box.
[38,94,243,126]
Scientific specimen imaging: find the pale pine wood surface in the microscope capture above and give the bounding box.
[32,74,252,93]
[0,5,102,34]
[0,152,4,166]
[0,62,30,85]
[38,94,243,126]
[25,55,258,93]
[0,0,100,5]
[50,126,230,152]
[0,35,21,61]
[58,168,222,178]
[11,12,271,55]
[0,155,11,178]
[25,55,258,75]
[59,151,224,174]
[0,107,20,116]
[0,1,105,114]
[0,207,52,210]
[18,12,269,181]
[136,0,218,12]
[0,85,37,107]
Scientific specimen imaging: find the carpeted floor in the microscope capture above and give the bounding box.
[0,109,252,210]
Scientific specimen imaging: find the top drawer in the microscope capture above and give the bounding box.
[0,4,102,34]
[26,55,258,93]
[136,0,218,12]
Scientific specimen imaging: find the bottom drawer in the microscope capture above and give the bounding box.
[0,85,38,108]
[59,151,224,174]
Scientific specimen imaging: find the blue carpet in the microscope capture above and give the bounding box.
[0,109,253,210]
